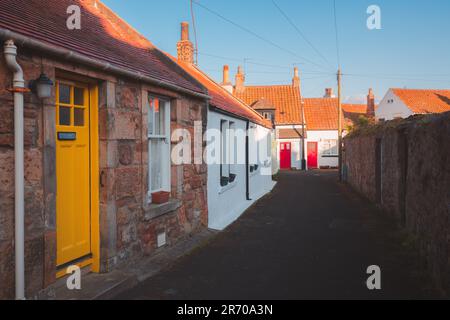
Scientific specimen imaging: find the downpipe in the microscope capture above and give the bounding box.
[245,120,251,201]
[4,40,25,300]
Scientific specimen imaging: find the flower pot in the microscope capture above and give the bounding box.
[151,191,170,204]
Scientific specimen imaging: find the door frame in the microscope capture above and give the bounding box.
[279,142,292,170]
[55,77,100,276]
[307,141,318,169]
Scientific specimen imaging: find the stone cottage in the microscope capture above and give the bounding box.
[0,0,210,299]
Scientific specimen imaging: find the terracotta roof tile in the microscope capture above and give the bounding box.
[304,98,371,130]
[234,85,303,125]
[392,89,450,114]
[171,59,271,128]
[0,0,206,95]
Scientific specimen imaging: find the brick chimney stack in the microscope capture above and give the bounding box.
[324,88,334,98]
[221,65,233,93]
[367,88,376,117]
[292,67,300,88]
[235,66,245,93]
[222,65,231,84]
[177,22,194,64]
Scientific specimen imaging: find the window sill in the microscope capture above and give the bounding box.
[322,155,339,158]
[219,179,237,195]
[249,169,259,177]
[144,198,182,221]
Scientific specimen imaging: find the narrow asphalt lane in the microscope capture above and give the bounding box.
[116,170,436,300]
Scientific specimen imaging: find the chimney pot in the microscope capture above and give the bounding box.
[292,67,300,88]
[177,22,194,64]
[223,65,230,84]
[324,88,334,98]
[367,88,375,117]
[181,22,189,41]
[235,66,245,93]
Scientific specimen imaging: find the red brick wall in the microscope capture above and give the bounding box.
[344,112,450,295]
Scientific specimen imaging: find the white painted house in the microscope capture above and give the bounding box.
[175,23,275,230]
[231,66,306,171]
[304,89,375,169]
[376,88,450,121]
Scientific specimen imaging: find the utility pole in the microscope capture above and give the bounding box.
[337,68,343,181]
[300,97,306,170]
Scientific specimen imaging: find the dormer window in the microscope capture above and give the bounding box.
[262,112,272,120]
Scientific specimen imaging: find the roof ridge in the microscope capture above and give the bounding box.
[392,88,450,92]
[190,65,269,123]
[91,0,154,48]
[243,84,293,89]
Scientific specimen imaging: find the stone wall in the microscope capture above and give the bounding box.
[0,49,55,299]
[98,79,208,271]
[344,112,450,295]
[0,47,208,299]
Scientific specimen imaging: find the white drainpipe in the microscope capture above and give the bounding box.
[4,40,25,300]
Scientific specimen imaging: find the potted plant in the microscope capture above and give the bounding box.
[151,191,170,204]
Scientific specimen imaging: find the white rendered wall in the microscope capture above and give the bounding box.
[207,109,275,230]
[276,139,303,169]
[376,89,413,121]
[306,130,339,168]
[249,124,277,201]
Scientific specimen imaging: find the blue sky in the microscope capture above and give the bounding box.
[102,0,450,103]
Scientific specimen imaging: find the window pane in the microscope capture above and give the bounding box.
[59,106,71,126]
[220,120,229,177]
[74,87,84,106]
[59,84,71,104]
[74,108,84,126]
[155,100,165,135]
[148,97,155,135]
[331,141,338,155]
[150,139,163,191]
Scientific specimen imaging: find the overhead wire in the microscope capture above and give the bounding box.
[271,0,334,70]
[192,0,331,72]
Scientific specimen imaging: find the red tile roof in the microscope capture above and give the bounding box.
[304,98,371,130]
[172,59,271,128]
[0,0,206,95]
[234,85,303,125]
[392,89,450,114]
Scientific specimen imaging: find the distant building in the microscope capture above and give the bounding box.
[229,66,305,171]
[376,88,450,121]
[303,89,375,169]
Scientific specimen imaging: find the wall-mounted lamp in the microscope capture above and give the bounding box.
[29,73,53,99]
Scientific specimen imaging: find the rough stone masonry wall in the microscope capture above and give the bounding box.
[0,47,208,299]
[0,49,54,299]
[98,79,208,271]
[344,112,450,295]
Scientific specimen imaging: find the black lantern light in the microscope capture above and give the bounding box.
[29,73,53,99]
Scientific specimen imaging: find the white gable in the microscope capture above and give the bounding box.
[376,89,414,121]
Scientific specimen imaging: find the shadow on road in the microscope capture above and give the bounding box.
[115,170,438,300]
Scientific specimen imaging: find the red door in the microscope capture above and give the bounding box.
[307,142,318,169]
[280,142,291,170]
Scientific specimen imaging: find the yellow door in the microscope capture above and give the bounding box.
[56,81,91,266]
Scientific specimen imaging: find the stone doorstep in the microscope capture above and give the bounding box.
[38,229,218,300]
